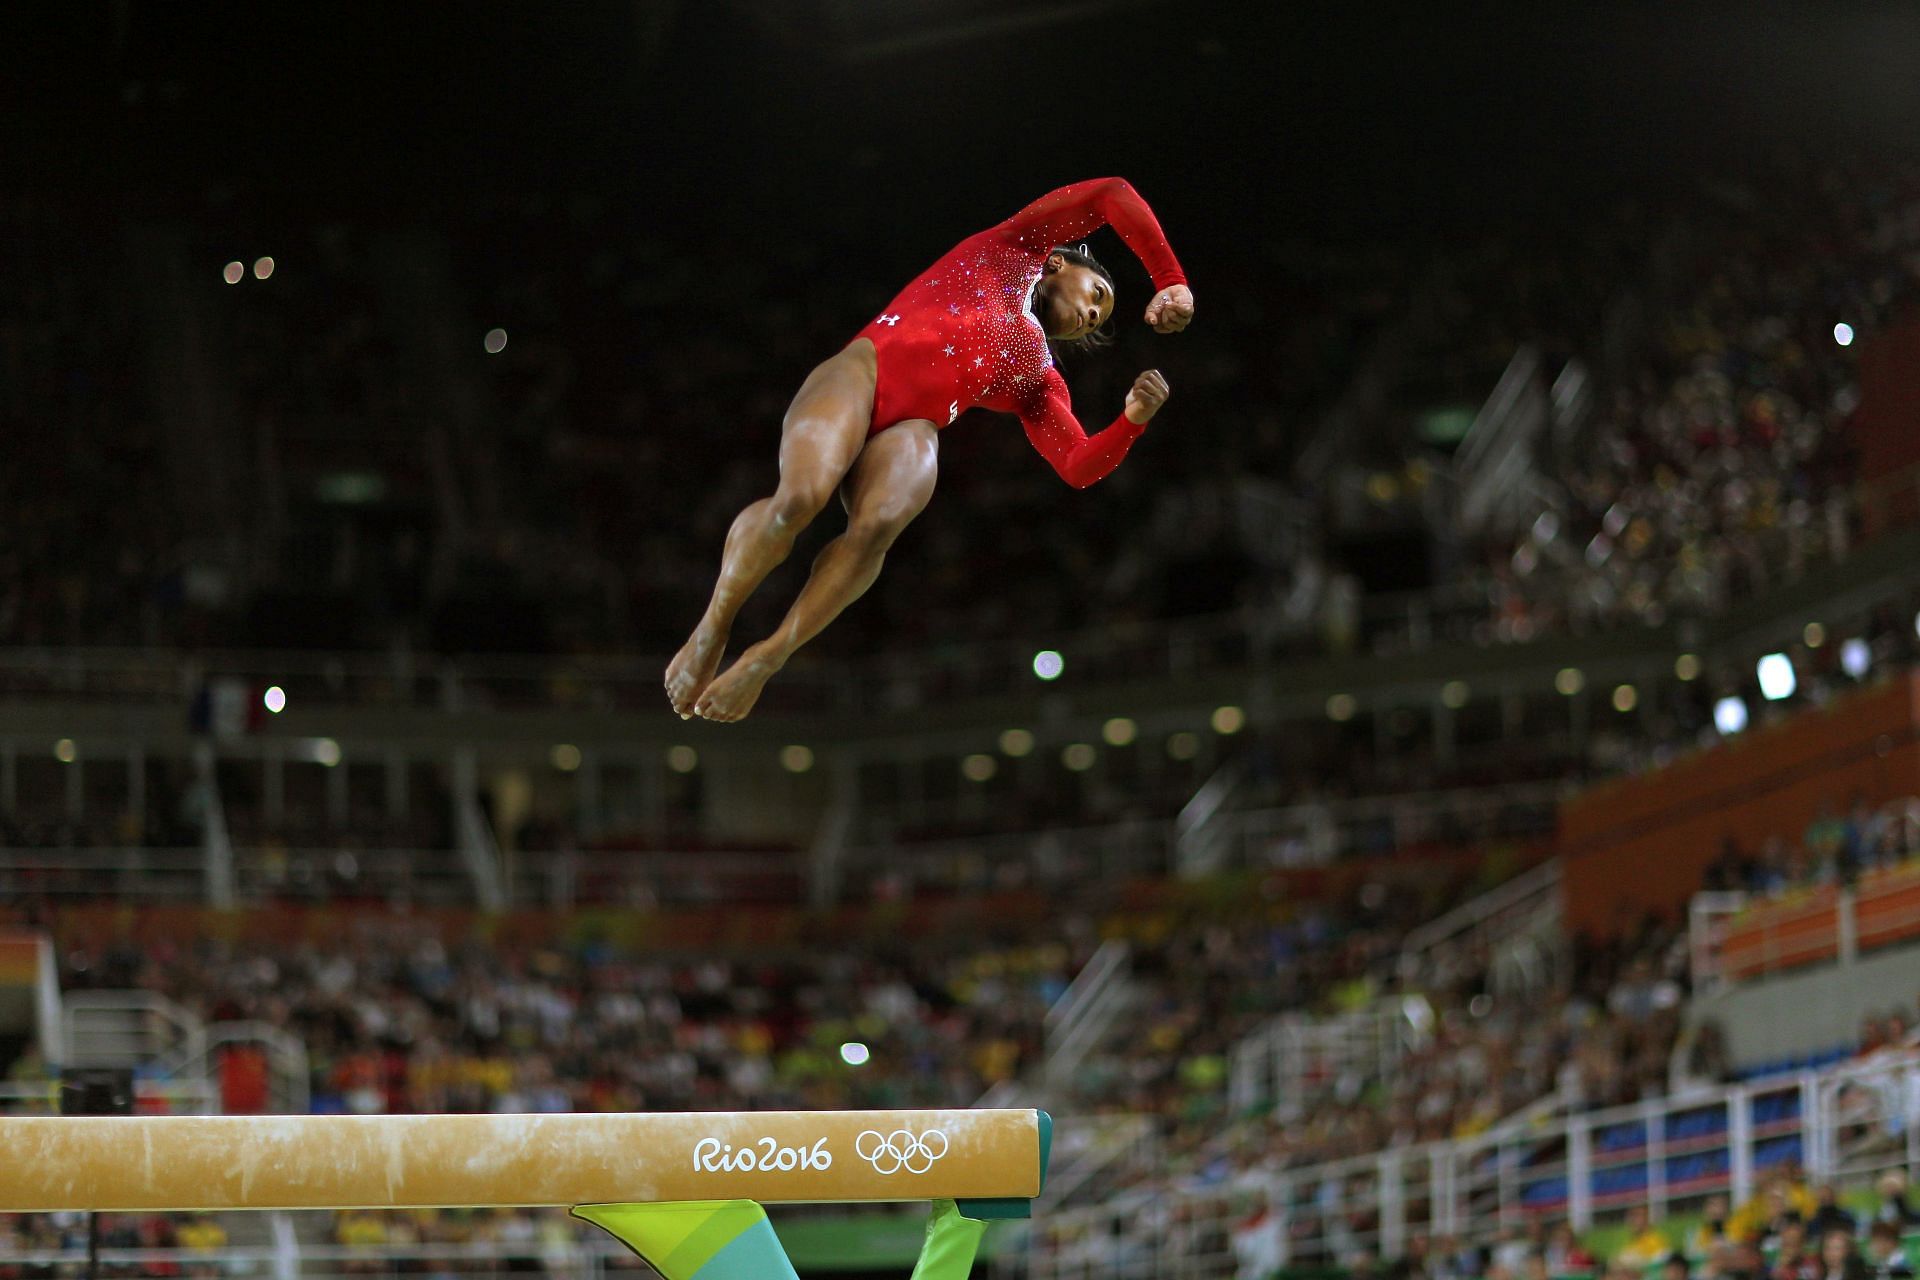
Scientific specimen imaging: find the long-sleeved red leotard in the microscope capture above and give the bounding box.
[852,178,1187,489]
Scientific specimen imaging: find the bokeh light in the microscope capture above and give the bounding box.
[998,728,1034,757]
[1210,705,1245,734]
[1841,637,1871,679]
[484,327,508,354]
[1714,697,1749,735]
[1102,717,1137,746]
[263,686,287,714]
[780,744,814,774]
[961,753,997,782]
[1032,650,1064,681]
[1757,653,1797,701]
[550,743,582,772]
[666,745,699,773]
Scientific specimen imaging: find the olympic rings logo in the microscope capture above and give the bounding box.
[854,1128,949,1175]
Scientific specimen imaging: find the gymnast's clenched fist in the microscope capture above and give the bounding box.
[1124,370,1171,423]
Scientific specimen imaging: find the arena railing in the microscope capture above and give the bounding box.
[4,462,1917,720]
[1690,852,1920,989]
[2,779,1559,909]
[1226,995,1435,1120]
[0,846,207,901]
[841,818,1174,894]
[1022,1052,1920,1280]
[0,844,480,905]
[1812,1045,1920,1185]
[845,781,1563,897]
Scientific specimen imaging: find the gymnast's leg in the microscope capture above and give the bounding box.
[664,340,878,717]
[694,418,939,722]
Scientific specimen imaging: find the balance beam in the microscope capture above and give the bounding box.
[0,1109,1050,1212]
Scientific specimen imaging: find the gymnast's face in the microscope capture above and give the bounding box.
[1037,254,1114,341]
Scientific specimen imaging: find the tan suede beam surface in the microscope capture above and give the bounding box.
[0,1109,1044,1211]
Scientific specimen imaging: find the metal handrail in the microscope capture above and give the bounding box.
[1400,855,1564,958]
[62,989,204,1067]
[1044,941,1134,1088]
[1045,939,1130,1036]
[1174,759,1246,876]
[147,1020,314,1115]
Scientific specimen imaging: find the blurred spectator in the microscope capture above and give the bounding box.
[1773,1216,1820,1280]
[1877,1172,1920,1229]
[1618,1206,1673,1269]
[1814,1188,1862,1241]
[1821,1228,1873,1280]
[1867,1220,1915,1280]
[1695,1195,1737,1258]
[1548,1225,1598,1274]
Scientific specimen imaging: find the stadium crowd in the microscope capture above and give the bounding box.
[1702,796,1920,895]
[1480,154,1920,639]
[5,152,1918,674]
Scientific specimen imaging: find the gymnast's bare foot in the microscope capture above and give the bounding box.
[664,626,727,719]
[694,644,785,723]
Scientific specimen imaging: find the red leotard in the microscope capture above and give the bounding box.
[853,178,1187,489]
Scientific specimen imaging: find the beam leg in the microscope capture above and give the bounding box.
[910,1199,992,1280]
[574,1200,799,1280]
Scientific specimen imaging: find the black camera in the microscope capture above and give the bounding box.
[59,1068,134,1117]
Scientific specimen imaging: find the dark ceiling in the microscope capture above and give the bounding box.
[8,0,1920,244]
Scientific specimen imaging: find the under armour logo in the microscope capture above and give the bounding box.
[878,314,901,326]
[947,401,959,425]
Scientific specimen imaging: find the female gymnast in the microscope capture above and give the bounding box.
[665,177,1195,722]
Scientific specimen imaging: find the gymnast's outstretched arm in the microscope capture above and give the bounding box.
[996,178,1196,332]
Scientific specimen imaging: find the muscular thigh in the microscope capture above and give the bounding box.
[777,341,879,497]
[840,419,939,527]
